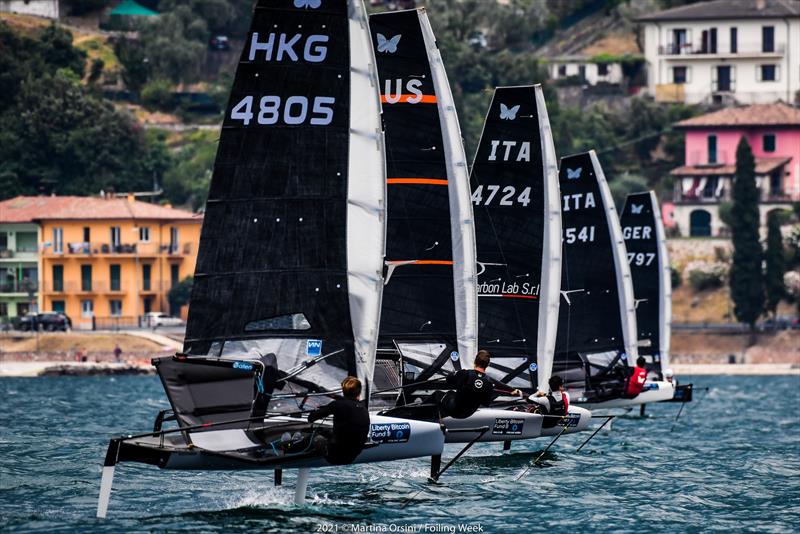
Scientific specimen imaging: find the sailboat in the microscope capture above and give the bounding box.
[620,191,692,403]
[96,0,444,518]
[552,151,674,409]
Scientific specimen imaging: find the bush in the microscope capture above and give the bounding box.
[686,260,729,291]
[671,264,682,288]
[140,79,174,110]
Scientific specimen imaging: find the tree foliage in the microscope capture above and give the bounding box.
[729,137,764,328]
[168,276,194,314]
[764,209,789,316]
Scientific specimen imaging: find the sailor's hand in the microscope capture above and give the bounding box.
[512,389,523,398]
[535,391,547,397]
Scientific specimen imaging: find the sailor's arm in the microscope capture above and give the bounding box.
[307,401,336,423]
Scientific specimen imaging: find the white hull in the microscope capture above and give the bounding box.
[577,380,675,409]
[442,405,591,443]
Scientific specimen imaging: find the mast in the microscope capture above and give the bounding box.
[653,191,672,371]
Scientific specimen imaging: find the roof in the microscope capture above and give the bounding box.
[675,103,800,128]
[0,196,200,223]
[110,0,159,16]
[637,0,800,21]
[670,156,791,176]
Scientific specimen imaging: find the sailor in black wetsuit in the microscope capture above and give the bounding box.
[307,376,370,465]
[439,350,522,419]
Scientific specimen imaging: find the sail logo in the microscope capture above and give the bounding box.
[450,351,460,361]
[306,339,322,356]
[561,192,596,212]
[248,32,329,63]
[478,280,539,297]
[371,422,411,443]
[294,0,321,8]
[487,140,530,162]
[232,361,254,371]
[382,79,427,104]
[499,103,520,120]
[622,226,652,240]
[492,417,525,435]
[631,204,644,214]
[529,362,538,372]
[566,167,582,180]
[376,33,401,53]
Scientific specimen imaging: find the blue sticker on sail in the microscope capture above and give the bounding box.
[306,339,322,357]
[620,353,627,361]
[233,361,254,371]
[371,422,410,444]
[529,362,538,372]
[450,351,459,361]
[492,418,524,436]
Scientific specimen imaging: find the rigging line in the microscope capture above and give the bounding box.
[670,385,709,432]
[575,415,615,452]
[514,415,569,481]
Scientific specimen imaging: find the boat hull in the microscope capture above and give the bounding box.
[576,380,675,409]
[441,405,591,443]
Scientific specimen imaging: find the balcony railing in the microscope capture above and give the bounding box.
[46,242,193,256]
[659,42,785,56]
[41,280,175,294]
[0,280,38,293]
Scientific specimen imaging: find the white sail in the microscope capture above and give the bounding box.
[418,9,479,367]
[347,0,387,395]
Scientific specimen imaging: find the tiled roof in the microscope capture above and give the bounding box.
[0,196,200,223]
[670,156,791,176]
[674,103,800,128]
[637,0,800,21]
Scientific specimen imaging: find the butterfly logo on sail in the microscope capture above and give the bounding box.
[566,167,582,180]
[631,204,644,214]
[293,0,321,8]
[377,33,401,54]
[499,103,520,120]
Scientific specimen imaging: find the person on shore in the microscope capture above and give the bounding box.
[527,375,569,428]
[438,350,522,419]
[626,356,648,398]
[113,345,122,363]
[307,376,370,465]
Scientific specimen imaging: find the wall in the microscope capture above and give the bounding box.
[0,0,58,18]
[549,61,624,86]
[0,222,40,319]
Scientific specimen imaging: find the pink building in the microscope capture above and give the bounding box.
[670,102,800,236]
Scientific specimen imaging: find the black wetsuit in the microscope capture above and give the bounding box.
[441,369,495,419]
[307,398,370,465]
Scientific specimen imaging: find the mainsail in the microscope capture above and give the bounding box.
[470,85,561,392]
[172,0,386,422]
[369,9,477,374]
[553,151,638,398]
[620,191,672,378]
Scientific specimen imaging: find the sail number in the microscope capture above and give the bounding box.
[230,95,335,126]
[564,225,595,244]
[627,252,656,266]
[471,185,532,207]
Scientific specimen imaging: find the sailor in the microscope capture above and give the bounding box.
[626,356,648,398]
[527,375,569,428]
[438,350,521,419]
[307,376,370,465]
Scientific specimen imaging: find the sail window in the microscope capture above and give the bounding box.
[244,313,311,332]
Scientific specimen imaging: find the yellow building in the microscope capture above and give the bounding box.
[0,195,201,329]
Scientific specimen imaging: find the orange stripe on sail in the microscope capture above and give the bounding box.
[387,178,448,186]
[386,260,454,266]
[502,294,538,299]
[380,94,438,104]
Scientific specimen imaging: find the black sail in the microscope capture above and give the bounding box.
[166,0,385,424]
[621,191,671,378]
[553,151,638,397]
[369,9,477,378]
[471,86,560,391]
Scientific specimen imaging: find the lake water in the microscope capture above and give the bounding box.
[1,375,798,533]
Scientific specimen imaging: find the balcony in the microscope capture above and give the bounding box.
[659,42,785,58]
[0,280,38,294]
[44,242,193,257]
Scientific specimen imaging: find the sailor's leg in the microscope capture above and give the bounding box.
[294,468,310,505]
[503,440,511,454]
[275,469,283,487]
[97,439,121,519]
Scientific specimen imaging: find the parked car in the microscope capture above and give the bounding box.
[209,34,230,51]
[759,315,799,331]
[17,312,72,332]
[145,312,184,328]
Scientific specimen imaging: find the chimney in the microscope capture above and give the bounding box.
[127,193,135,204]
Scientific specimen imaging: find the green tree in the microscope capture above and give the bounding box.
[729,137,764,331]
[764,209,788,317]
[168,276,194,314]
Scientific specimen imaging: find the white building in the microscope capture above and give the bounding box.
[638,0,800,105]
[547,57,625,86]
[0,0,58,19]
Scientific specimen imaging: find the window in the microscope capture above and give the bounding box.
[763,134,776,152]
[762,26,774,53]
[53,227,63,254]
[707,135,718,164]
[170,264,180,288]
[714,65,732,92]
[81,299,94,318]
[110,226,121,249]
[0,302,7,317]
[0,233,6,251]
[142,264,151,291]
[110,264,121,291]
[672,28,687,54]
[558,64,566,76]
[597,63,608,76]
[578,65,586,80]
[110,300,122,317]
[16,232,37,253]
[143,297,152,314]
[673,66,688,84]
[52,300,65,313]
[139,226,150,242]
[169,227,179,253]
[730,27,737,53]
[759,64,777,81]
[81,265,92,292]
[83,227,90,243]
[52,265,63,292]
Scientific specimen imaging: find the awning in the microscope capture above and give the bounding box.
[110,0,158,16]
[670,157,791,177]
